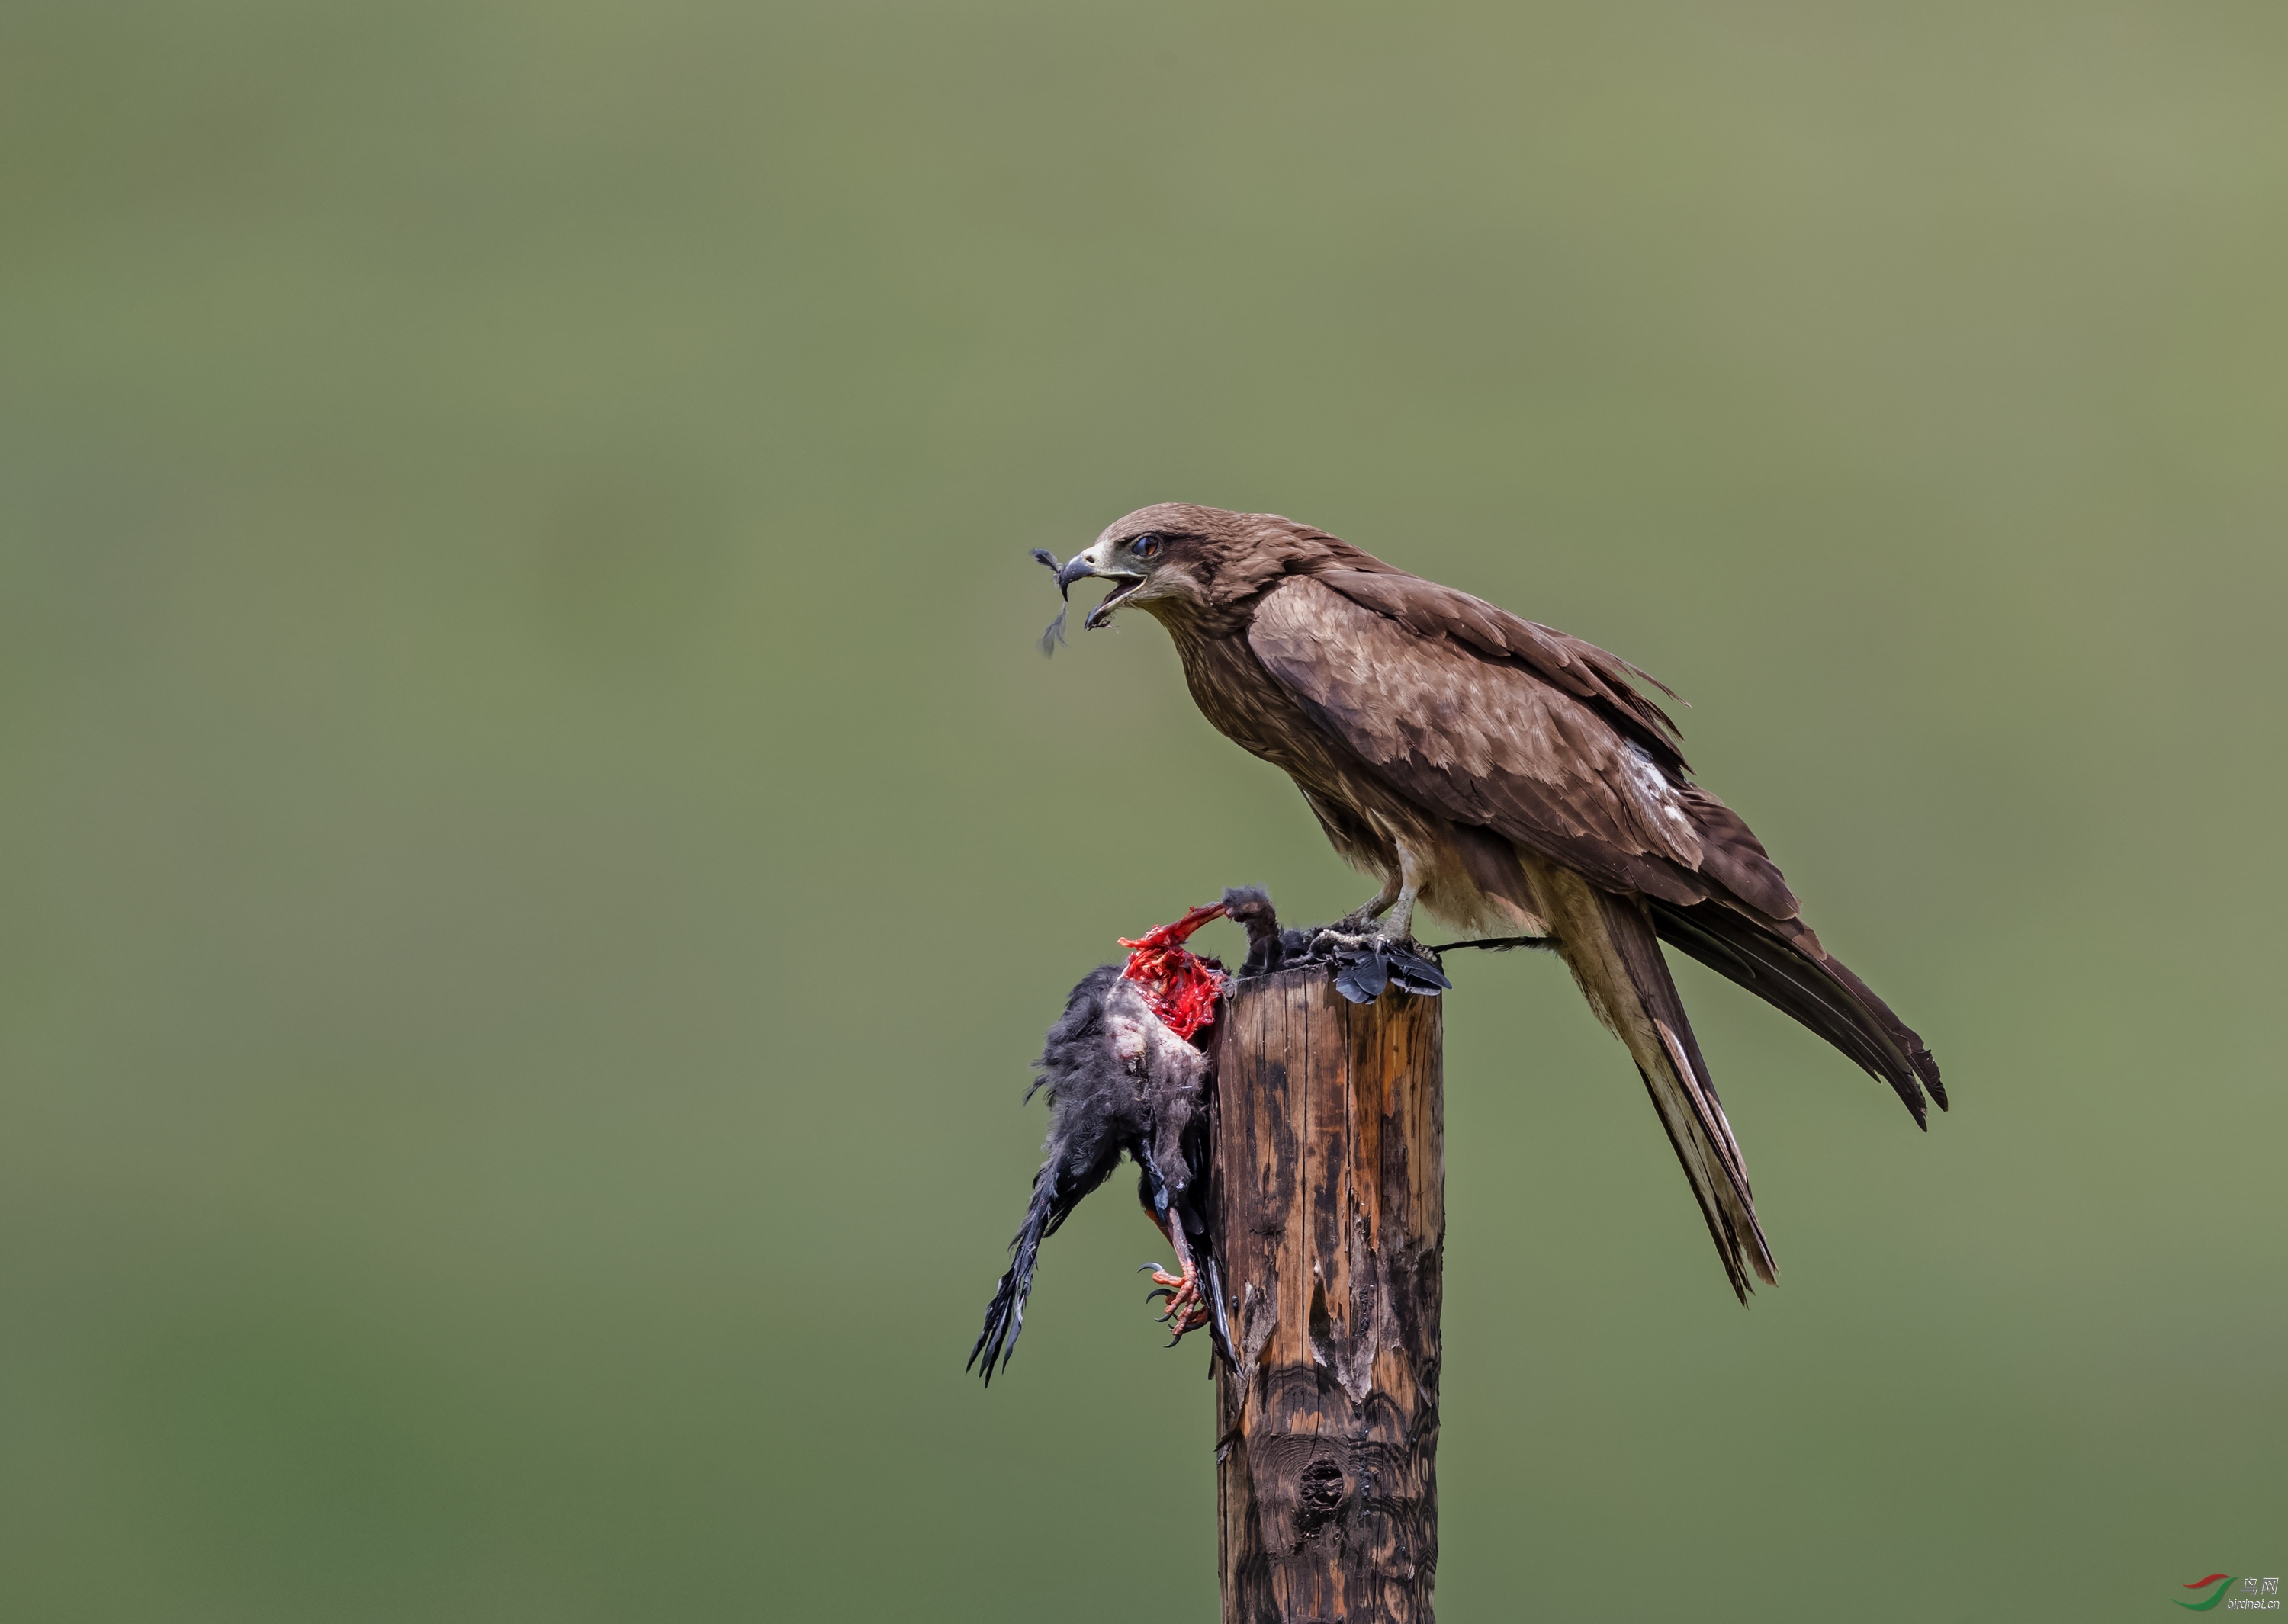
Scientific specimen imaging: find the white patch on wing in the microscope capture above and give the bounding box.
[1620,740,1698,852]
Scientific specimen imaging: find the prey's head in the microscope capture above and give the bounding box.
[1219,886,1279,939]
[1056,503,1319,633]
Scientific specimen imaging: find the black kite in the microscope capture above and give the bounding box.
[1055,504,1943,1301]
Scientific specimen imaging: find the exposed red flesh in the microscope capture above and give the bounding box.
[1118,903,1229,1040]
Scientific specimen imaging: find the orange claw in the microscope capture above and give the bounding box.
[1144,1214,1212,1340]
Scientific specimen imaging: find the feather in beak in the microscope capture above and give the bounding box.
[1030,549,1068,655]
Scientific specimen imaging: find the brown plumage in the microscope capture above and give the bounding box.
[1054,503,1943,1301]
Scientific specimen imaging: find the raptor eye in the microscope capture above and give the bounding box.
[1130,534,1162,559]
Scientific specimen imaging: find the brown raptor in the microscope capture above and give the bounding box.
[1053,503,1943,1301]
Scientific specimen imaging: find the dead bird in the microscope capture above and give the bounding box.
[971,905,1236,1385]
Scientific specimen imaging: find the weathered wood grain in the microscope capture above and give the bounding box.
[1210,967,1444,1623]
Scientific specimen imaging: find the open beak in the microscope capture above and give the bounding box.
[1056,547,1146,629]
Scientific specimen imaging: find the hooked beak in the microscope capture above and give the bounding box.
[1056,544,1146,629]
[1054,554,1097,596]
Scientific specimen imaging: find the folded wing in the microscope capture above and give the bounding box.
[1246,573,1942,1124]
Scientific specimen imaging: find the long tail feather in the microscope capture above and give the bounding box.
[968,1171,1058,1385]
[1595,894,1776,1301]
[1515,859,1777,1300]
[1645,897,1944,1123]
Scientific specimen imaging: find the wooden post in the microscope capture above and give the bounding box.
[1208,965,1444,1623]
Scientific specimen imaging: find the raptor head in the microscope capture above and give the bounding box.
[1056,503,1340,632]
[1055,504,1213,629]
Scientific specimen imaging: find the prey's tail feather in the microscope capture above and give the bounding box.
[1589,893,1777,1302]
[969,1169,1062,1385]
[1645,897,1943,1124]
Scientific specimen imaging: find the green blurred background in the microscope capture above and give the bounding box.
[3,2,2283,1619]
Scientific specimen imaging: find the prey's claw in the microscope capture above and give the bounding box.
[1141,1214,1212,1350]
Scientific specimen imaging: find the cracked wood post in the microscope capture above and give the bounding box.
[1209,964,1444,1623]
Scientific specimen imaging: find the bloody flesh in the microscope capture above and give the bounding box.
[1117,903,1229,1041]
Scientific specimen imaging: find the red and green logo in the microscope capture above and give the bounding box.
[2178,1575,2236,1611]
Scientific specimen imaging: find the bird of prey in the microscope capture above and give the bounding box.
[1050,505,1943,1301]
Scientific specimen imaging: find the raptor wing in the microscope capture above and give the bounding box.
[1246,573,1941,1121]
